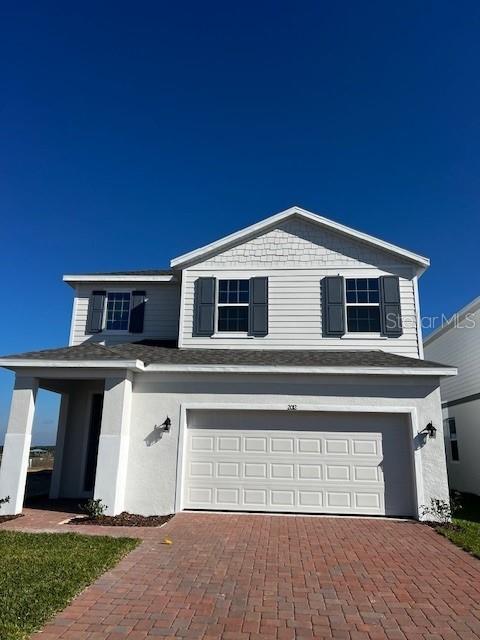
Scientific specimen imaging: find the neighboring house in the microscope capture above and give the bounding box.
[424,297,480,496]
[0,206,455,519]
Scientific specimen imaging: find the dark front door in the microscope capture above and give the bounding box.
[84,393,103,493]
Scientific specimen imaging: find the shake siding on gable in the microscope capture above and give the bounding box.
[179,219,421,357]
[70,283,181,346]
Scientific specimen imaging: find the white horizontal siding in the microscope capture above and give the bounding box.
[424,307,480,401]
[180,268,419,357]
[70,283,180,346]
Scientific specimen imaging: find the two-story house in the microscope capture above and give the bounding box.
[424,296,480,496]
[0,207,455,518]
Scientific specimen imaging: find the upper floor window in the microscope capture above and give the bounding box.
[106,292,131,331]
[218,279,249,332]
[445,417,459,461]
[345,278,380,332]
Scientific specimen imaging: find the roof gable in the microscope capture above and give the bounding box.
[170,206,430,273]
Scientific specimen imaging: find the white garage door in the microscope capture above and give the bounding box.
[182,410,416,517]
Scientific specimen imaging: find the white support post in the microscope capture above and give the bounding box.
[93,373,132,515]
[0,376,38,515]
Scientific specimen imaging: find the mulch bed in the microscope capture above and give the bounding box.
[424,520,462,532]
[69,512,174,527]
[0,514,23,524]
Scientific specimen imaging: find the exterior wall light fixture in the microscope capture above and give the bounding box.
[423,422,437,439]
[155,416,171,433]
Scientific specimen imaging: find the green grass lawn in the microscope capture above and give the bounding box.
[0,531,138,640]
[438,492,480,558]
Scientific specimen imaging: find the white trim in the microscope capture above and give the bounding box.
[210,333,254,340]
[68,293,78,346]
[413,275,424,358]
[0,359,457,376]
[63,274,175,285]
[174,404,187,512]
[103,290,132,333]
[142,364,457,376]
[423,295,480,346]
[0,359,145,370]
[344,276,381,334]
[175,402,423,517]
[170,206,430,271]
[177,267,187,349]
[341,334,388,340]
[216,278,250,334]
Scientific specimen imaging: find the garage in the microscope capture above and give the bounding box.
[182,409,417,517]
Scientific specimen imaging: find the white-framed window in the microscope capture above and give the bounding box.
[217,279,249,332]
[444,417,459,461]
[345,278,381,333]
[105,292,131,331]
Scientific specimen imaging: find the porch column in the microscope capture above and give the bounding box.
[0,376,38,515]
[94,373,132,516]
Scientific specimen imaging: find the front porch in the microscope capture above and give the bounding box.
[0,370,134,517]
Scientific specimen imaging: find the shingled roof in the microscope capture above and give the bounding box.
[0,341,454,371]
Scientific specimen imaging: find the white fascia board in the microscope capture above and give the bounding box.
[0,359,456,377]
[63,275,175,286]
[424,296,480,346]
[170,206,430,272]
[142,363,457,376]
[0,359,145,372]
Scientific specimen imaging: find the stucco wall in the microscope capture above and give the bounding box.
[120,372,448,517]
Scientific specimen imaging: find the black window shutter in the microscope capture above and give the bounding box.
[193,277,216,336]
[322,276,346,336]
[380,276,403,337]
[129,291,146,333]
[249,277,268,336]
[86,291,106,334]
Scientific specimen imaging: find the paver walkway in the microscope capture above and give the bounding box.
[3,509,480,639]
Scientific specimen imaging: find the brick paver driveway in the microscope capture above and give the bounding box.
[30,512,480,640]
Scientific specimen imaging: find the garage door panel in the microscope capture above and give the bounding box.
[244,436,267,452]
[183,414,414,516]
[271,463,295,479]
[185,483,386,514]
[218,436,241,452]
[298,464,322,479]
[188,457,382,484]
[216,462,240,478]
[298,438,322,453]
[244,463,267,479]
[216,488,240,505]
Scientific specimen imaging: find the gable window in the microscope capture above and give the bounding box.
[217,279,249,332]
[105,292,131,331]
[445,417,459,461]
[345,278,380,332]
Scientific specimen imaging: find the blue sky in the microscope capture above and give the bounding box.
[1,1,479,444]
